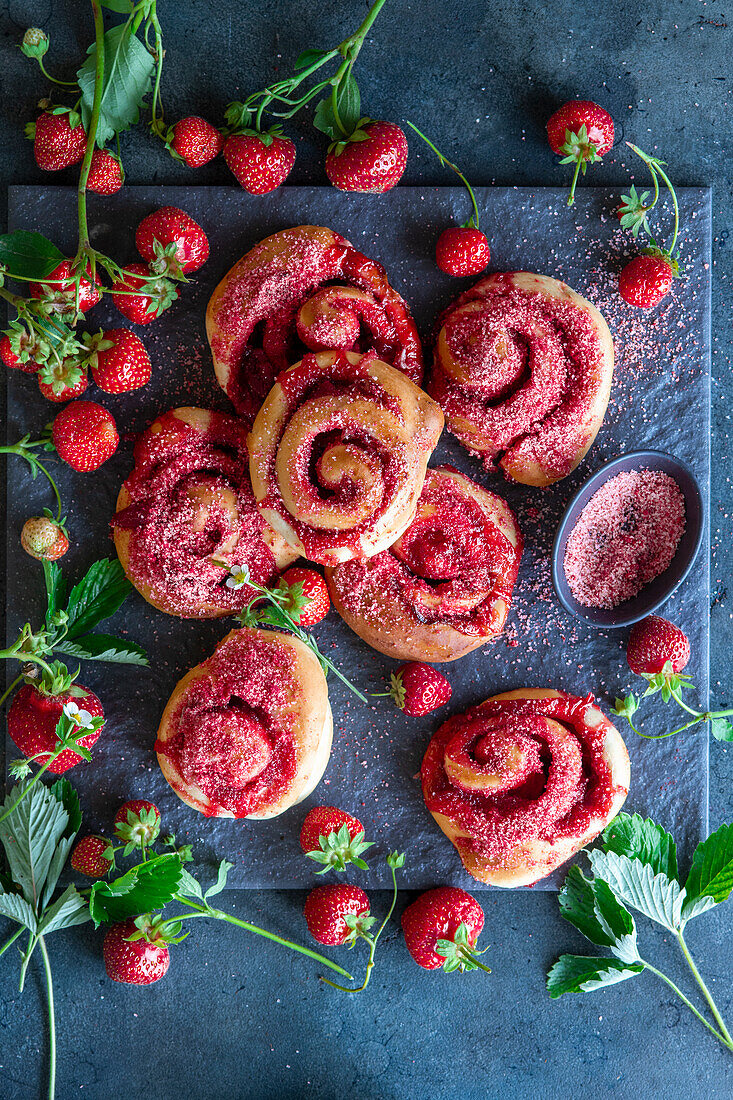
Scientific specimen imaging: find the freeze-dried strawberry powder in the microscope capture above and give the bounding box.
[563,468,686,609]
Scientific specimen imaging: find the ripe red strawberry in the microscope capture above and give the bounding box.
[30,260,101,315]
[280,567,330,626]
[20,516,69,561]
[37,359,88,402]
[546,100,614,206]
[111,262,178,324]
[223,132,296,194]
[71,835,113,878]
[0,333,40,372]
[627,615,690,677]
[31,110,87,171]
[114,800,162,846]
[401,887,490,973]
[7,683,104,773]
[387,663,452,717]
[135,206,209,274]
[87,148,123,195]
[52,400,119,471]
[300,806,372,873]
[304,884,372,946]
[170,117,224,167]
[103,917,170,985]
[88,328,151,393]
[618,253,675,308]
[325,121,407,193]
[435,227,490,277]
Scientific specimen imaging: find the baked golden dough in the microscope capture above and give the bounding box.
[430,272,614,487]
[421,688,630,887]
[113,407,297,618]
[206,224,423,423]
[248,350,444,565]
[156,628,333,820]
[326,467,523,662]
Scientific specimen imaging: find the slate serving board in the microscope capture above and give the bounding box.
[4,185,711,889]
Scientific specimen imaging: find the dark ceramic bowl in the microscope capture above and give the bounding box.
[551,450,704,629]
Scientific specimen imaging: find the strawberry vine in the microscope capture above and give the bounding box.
[612,659,733,743]
[618,143,683,275]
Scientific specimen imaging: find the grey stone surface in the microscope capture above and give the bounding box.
[0,1,731,1098]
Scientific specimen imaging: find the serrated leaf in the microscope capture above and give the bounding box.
[38,883,90,934]
[683,823,733,920]
[77,25,155,146]
[204,859,233,899]
[0,231,64,281]
[0,890,37,931]
[0,784,69,908]
[49,779,82,838]
[43,560,67,631]
[602,813,679,880]
[711,717,733,742]
[176,867,203,901]
[63,559,132,638]
[88,854,183,925]
[547,955,644,998]
[588,851,684,932]
[559,867,638,963]
[54,633,148,666]
[41,835,74,910]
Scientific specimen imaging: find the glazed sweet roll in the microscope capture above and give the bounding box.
[113,408,297,617]
[206,224,423,423]
[156,628,333,819]
[326,467,523,662]
[430,272,614,487]
[248,350,444,565]
[421,688,630,887]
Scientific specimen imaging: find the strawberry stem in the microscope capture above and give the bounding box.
[567,156,583,208]
[405,121,481,229]
[625,143,681,259]
[76,0,105,256]
[39,936,56,1100]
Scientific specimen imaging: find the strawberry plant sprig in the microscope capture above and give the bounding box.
[405,122,482,234]
[548,812,733,1055]
[618,143,682,275]
[224,563,367,702]
[220,0,389,141]
[612,659,733,743]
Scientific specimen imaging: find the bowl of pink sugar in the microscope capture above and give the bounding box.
[551,451,704,628]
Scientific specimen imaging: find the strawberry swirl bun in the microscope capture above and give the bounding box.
[156,627,333,819]
[113,408,297,617]
[206,225,423,424]
[430,272,614,487]
[326,467,523,662]
[422,688,630,887]
[248,350,444,565]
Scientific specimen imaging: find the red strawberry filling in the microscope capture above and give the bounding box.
[179,707,273,789]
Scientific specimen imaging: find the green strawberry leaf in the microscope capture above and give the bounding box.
[77,24,155,147]
[54,633,148,666]
[336,73,361,135]
[547,955,644,998]
[49,777,82,837]
[313,98,339,142]
[0,783,70,908]
[38,883,90,934]
[176,867,204,901]
[88,853,183,926]
[0,891,38,932]
[0,230,64,281]
[294,48,330,70]
[682,823,733,921]
[62,558,132,638]
[588,850,684,933]
[204,859,233,900]
[101,0,135,11]
[711,717,733,742]
[558,866,639,964]
[602,812,679,881]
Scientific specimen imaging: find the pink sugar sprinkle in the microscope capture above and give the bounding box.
[563,468,686,609]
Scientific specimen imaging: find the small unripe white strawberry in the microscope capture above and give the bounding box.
[21,515,69,560]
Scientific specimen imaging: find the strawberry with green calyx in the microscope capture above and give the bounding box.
[300,806,373,873]
[7,677,105,778]
[87,148,123,195]
[30,258,101,316]
[114,800,162,855]
[406,122,490,275]
[617,143,682,308]
[21,512,69,561]
[225,562,366,701]
[375,662,452,717]
[165,116,224,167]
[0,323,46,372]
[110,261,179,325]
[103,915,172,985]
[21,28,78,91]
[71,834,115,878]
[84,327,151,393]
[37,357,88,401]
[315,851,406,993]
[222,118,296,195]
[401,887,491,973]
[28,107,87,172]
[546,99,614,207]
[278,567,330,626]
[135,206,209,274]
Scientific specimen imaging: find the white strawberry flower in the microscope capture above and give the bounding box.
[62,701,94,728]
[225,564,250,590]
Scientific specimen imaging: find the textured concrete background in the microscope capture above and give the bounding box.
[0,1,731,1098]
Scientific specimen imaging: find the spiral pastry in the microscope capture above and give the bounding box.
[156,627,333,819]
[248,350,444,565]
[112,408,298,618]
[206,225,423,423]
[326,467,523,662]
[422,688,630,887]
[430,272,615,487]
